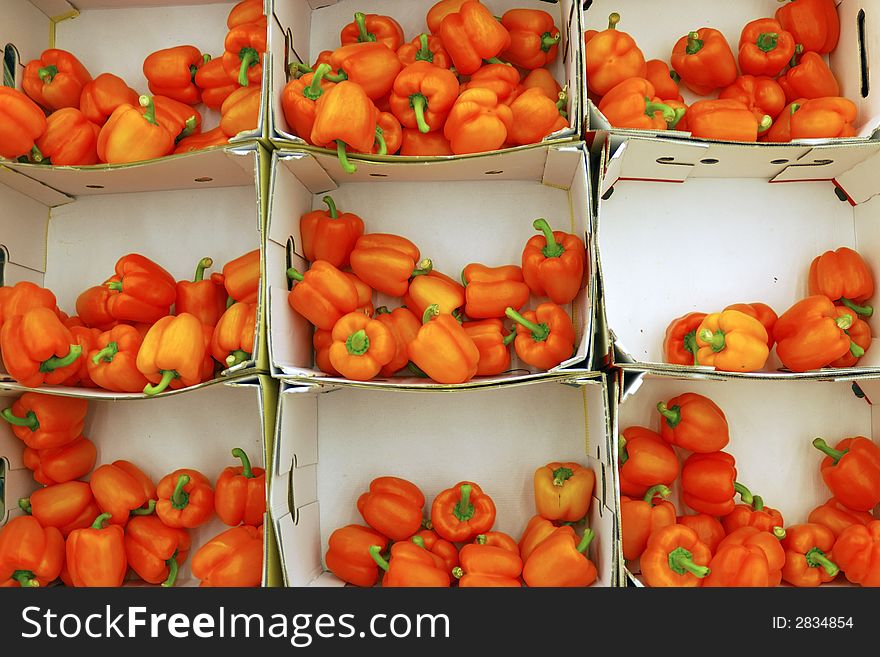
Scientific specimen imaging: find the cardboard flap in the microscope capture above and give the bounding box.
[275,151,337,195]
[770,143,880,183]
[834,147,880,203]
[605,138,701,183]
[543,144,585,190]
[0,167,71,208]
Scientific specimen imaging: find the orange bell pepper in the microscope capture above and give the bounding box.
[411,530,459,577]
[19,480,100,538]
[499,8,559,70]
[150,95,202,141]
[325,524,388,587]
[518,514,558,562]
[373,306,420,377]
[311,80,379,173]
[831,520,880,586]
[584,13,646,97]
[23,435,96,486]
[353,111,401,155]
[329,311,395,381]
[2,392,87,450]
[0,307,83,388]
[0,281,57,330]
[519,68,562,102]
[462,63,521,106]
[350,233,426,297]
[288,261,362,331]
[192,524,264,587]
[781,49,840,102]
[695,309,769,371]
[220,85,261,138]
[534,461,594,522]
[597,77,676,131]
[228,0,265,29]
[341,12,404,51]
[641,524,711,587]
[657,392,729,453]
[156,468,215,529]
[97,95,175,163]
[400,128,453,155]
[678,513,726,554]
[301,196,365,270]
[22,48,92,111]
[390,61,458,134]
[507,87,569,145]
[215,447,266,527]
[671,28,738,96]
[704,526,786,587]
[397,33,451,69]
[645,59,681,102]
[79,73,140,126]
[618,426,680,498]
[143,45,208,105]
[438,1,510,76]
[719,76,786,125]
[738,18,795,78]
[33,107,100,166]
[87,325,149,393]
[217,248,260,303]
[782,523,839,586]
[313,328,340,375]
[724,301,778,349]
[462,319,512,377]
[443,87,513,154]
[173,126,229,153]
[136,313,208,395]
[327,42,402,103]
[54,325,98,388]
[721,486,785,535]
[522,525,597,587]
[454,542,522,587]
[125,515,191,587]
[430,481,496,543]
[830,305,871,367]
[223,20,266,87]
[789,97,857,140]
[621,485,677,561]
[0,87,48,160]
[521,217,586,304]
[357,476,425,541]
[371,540,451,587]
[663,311,707,366]
[105,253,176,324]
[66,513,127,587]
[0,516,64,587]
[176,257,227,327]
[74,284,116,331]
[774,295,858,372]
[193,56,238,111]
[687,98,771,141]
[281,64,336,144]
[211,301,256,368]
[408,305,480,384]
[90,459,157,526]
[427,0,469,34]
[809,247,874,316]
[813,436,880,512]
[404,270,465,318]
[506,303,575,371]
[775,0,840,54]
[809,497,875,538]
[681,451,745,516]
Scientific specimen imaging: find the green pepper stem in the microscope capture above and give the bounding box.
[505,307,549,342]
[850,341,866,358]
[2,408,38,430]
[453,484,475,521]
[475,534,487,545]
[346,329,370,356]
[645,99,675,124]
[656,402,681,428]
[178,116,197,142]
[171,475,191,509]
[618,436,628,465]
[836,314,854,331]
[411,94,431,134]
[411,536,426,549]
[40,344,82,373]
[322,195,338,219]
[552,466,574,486]
[12,570,39,587]
[162,551,180,588]
[789,43,804,68]
[30,145,43,163]
[412,259,433,277]
[668,546,710,577]
[375,306,391,315]
[226,350,251,367]
[644,484,671,505]
[607,13,620,30]
[734,482,754,506]
[577,528,595,554]
[756,32,779,52]
[287,268,305,282]
[686,31,703,55]
[370,545,389,571]
[290,62,313,76]
[790,102,801,116]
[532,218,564,258]
[812,437,847,465]
[143,369,178,396]
[336,140,356,174]
[541,32,561,52]
[752,495,765,512]
[232,447,255,478]
[130,500,156,516]
[325,70,349,83]
[374,126,387,156]
[92,513,112,529]
[304,63,331,100]
[773,526,786,540]
[238,48,259,86]
[194,257,213,282]
[670,70,681,82]
[451,566,464,579]
[107,281,123,291]
[407,361,429,377]
[139,95,158,126]
[18,498,32,515]
[502,331,516,346]
[805,547,839,577]
[699,329,726,352]
[758,114,772,132]
[416,33,434,62]
[668,107,686,130]
[841,297,873,317]
[38,65,58,83]
[484,57,508,65]
[683,329,699,365]
[355,11,376,42]
[226,295,235,309]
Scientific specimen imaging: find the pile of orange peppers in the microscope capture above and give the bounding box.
[325,461,598,587]
[663,246,874,373]
[0,389,265,587]
[587,1,857,142]
[620,390,880,587]
[0,0,266,165]
[0,248,260,395]
[288,196,585,383]
[281,0,570,170]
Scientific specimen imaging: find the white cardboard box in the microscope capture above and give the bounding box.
[270,374,617,587]
[266,142,594,389]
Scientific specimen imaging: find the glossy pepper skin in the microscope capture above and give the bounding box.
[390,61,458,134]
[724,302,778,349]
[789,97,857,140]
[438,1,510,76]
[678,514,726,554]
[341,12,404,51]
[519,515,558,562]
[66,513,127,587]
[33,108,100,166]
[618,426,680,497]
[462,63,521,106]
[137,313,208,395]
[220,85,261,138]
[0,87,49,160]
[195,57,239,110]
[357,111,402,155]
[427,0,469,34]
[0,307,83,388]
[97,95,175,164]
[431,481,496,543]
[0,282,57,329]
[313,329,339,375]
[664,312,708,366]
[454,542,522,587]
[371,540,451,587]
[621,485,676,562]
[300,196,364,269]
[404,270,465,319]
[500,9,559,70]
[0,516,65,587]
[176,257,227,327]
[813,436,880,511]
[642,524,711,587]
[228,0,265,29]
[809,247,874,317]
[74,285,115,331]
[174,126,229,153]
[657,392,729,453]
[106,253,177,324]
[350,233,424,297]
[219,248,260,304]
[23,435,97,485]
[325,525,388,587]
[211,301,256,368]
[832,521,880,586]
[738,18,795,78]
[192,524,263,587]
[520,69,563,106]
[20,481,100,538]
[397,33,451,69]
[782,523,839,586]
[809,497,874,538]
[23,49,92,111]
[671,29,738,96]
[584,13,646,97]
[722,490,785,536]
[79,73,139,126]
[357,476,424,541]
[328,42,402,103]
[719,76,786,125]
[90,460,157,526]
[704,526,786,587]
[534,462,594,522]
[598,77,676,131]
[695,309,769,371]
[2,392,87,450]
[830,305,871,367]
[287,261,359,330]
[687,99,771,141]
[87,325,149,392]
[782,50,840,101]
[508,87,568,145]
[125,515,191,586]
[400,128,453,155]
[311,80,379,174]
[329,311,395,381]
[444,88,513,154]
[506,303,576,371]
[774,296,856,372]
[411,530,459,577]
[522,218,586,304]
[408,305,480,384]
[373,306,420,377]
[215,448,266,527]
[156,468,215,529]
[143,45,208,105]
[645,59,681,102]
[775,0,840,54]
[60,325,101,387]
[462,319,512,376]
[223,21,267,87]
[681,451,745,516]
[523,526,597,587]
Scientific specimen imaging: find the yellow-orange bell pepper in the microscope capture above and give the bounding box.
[695,309,769,372]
